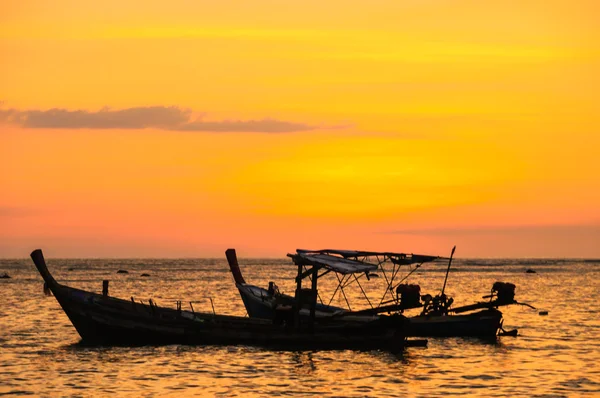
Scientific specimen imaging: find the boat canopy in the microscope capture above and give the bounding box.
[289,249,443,275]
[289,252,378,274]
[288,247,452,313]
[295,249,441,266]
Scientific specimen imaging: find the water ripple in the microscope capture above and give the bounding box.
[1,258,599,397]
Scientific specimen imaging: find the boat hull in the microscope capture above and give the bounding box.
[238,284,341,319]
[237,284,503,338]
[238,284,282,320]
[51,284,406,350]
[407,309,502,337]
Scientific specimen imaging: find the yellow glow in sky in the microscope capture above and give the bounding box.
[1,0,599,257]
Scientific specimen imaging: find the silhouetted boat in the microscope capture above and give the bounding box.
[227,248,525,338]
[31,249,420,351]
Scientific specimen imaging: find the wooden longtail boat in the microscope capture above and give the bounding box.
[31,249,420,351]
[227,248,523,338]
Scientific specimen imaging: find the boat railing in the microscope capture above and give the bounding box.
[126,297,217,317]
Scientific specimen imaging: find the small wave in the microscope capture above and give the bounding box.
[439,383,489,389]
[461,374,501,381]
[559,377,600,388]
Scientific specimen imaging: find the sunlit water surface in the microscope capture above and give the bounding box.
[1,258,599,397]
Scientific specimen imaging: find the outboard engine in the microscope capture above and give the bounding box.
[396,284,421,308]
[492,282,516,304]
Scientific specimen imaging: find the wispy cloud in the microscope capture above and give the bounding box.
[178,118,317,133]
[0,106,190,129]
[0,106,318,133]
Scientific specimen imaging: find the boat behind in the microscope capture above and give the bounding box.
[227,248,506,338]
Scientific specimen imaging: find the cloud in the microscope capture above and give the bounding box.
[178,118,316,133]
[1,106,191,129]
[0,106,318,133]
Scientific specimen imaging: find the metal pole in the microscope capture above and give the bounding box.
[310,266,318,326]
[295,263,302,328]
[441,246,456,296]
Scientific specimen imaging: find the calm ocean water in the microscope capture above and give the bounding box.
[0,257,599,397]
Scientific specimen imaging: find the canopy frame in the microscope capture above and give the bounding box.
[287,249,445,316]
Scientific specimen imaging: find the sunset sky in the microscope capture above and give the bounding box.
[1,0,599,257]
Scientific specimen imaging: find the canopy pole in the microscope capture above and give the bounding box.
[377,261,393,307]
[309,266,318,326]
[295,262,302,328]
[441,246,456,296]
[306,266,325,305]
[335,273,352,311]
[353,274,373,309]
[327,274,344,306]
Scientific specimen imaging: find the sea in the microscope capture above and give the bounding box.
[0,257,599,397]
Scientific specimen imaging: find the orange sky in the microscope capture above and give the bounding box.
[1,0,599,257]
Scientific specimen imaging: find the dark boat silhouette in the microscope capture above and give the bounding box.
[31,249,417,351]
[227,248,523,338]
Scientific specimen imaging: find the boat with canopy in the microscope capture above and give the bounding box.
[228,247,531,337]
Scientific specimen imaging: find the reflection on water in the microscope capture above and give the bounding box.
[0,258,599,396]
[290,352,317,373]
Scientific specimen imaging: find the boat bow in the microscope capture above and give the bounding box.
[31,249,59,288]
